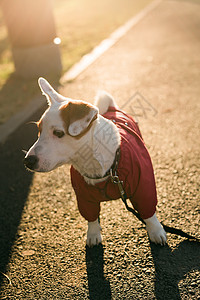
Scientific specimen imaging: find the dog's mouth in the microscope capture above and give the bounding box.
[24,155,66,173]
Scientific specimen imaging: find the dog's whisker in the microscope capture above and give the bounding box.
[22,150,27,155]
[26,121,38,125]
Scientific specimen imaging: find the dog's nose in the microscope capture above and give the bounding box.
[24,155,38,170]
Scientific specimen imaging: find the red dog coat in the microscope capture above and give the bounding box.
[70,107,157,222]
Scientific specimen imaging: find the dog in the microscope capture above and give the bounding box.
[24,78,167,247]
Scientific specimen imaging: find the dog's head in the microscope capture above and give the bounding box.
[24,78,98,172]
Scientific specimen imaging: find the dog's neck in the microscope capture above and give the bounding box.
[70,115,121,185]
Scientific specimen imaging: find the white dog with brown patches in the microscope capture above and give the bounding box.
[24,78,167,247]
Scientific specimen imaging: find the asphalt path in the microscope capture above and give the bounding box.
[0,0,200,299]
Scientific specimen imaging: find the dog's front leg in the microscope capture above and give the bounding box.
[144,213,167,245]
[87,219,102,247]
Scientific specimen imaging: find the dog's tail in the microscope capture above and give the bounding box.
[94,90,118,115]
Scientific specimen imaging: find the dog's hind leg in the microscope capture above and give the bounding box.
[94,91,119,115]
[144,213,167,245]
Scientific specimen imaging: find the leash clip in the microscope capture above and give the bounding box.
[110,169,119,183]
[110,169,126,199]
[110,168,120,183]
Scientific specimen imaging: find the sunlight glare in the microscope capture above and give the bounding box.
[54,37,61,45]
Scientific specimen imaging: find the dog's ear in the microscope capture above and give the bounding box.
[60,101,99,137]
[38,77,67,105]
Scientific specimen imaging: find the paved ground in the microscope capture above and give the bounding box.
[0,0,200,299]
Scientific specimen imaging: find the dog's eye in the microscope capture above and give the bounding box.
[53,130,65,138]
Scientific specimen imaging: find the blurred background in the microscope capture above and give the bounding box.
[0,0,152,125]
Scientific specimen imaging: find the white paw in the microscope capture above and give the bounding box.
[87,219,102,247]
[144,213,167,246]
[147,226,167,245]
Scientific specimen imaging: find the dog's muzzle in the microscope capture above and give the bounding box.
[24,155,38,171]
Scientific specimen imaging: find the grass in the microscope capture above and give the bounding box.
[0,0,153,124]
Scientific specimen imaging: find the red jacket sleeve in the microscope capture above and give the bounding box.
[129,155,157,220]
[70,166,101,222]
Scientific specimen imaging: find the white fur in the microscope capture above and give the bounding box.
[71,115,120,185]
[94,90,119,115]
[26,104,76,172]
[38,77,67,104]
[25,78,167,247]
[87,219,102,247]
[144,213,167,245]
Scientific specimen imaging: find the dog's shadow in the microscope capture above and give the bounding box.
[150,240,200,299]
[86,244,112,300]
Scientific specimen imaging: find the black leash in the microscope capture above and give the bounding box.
[110,170,200,242]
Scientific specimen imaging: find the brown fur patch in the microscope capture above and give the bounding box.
[37,119,43,136]
[60,101,97,139]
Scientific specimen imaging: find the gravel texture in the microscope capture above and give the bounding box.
[0,0,200,299]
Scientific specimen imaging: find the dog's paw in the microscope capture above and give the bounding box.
[87,219,102,247]
[144,213,167,246]
[147,226,167,245]
[87,232,102,247]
